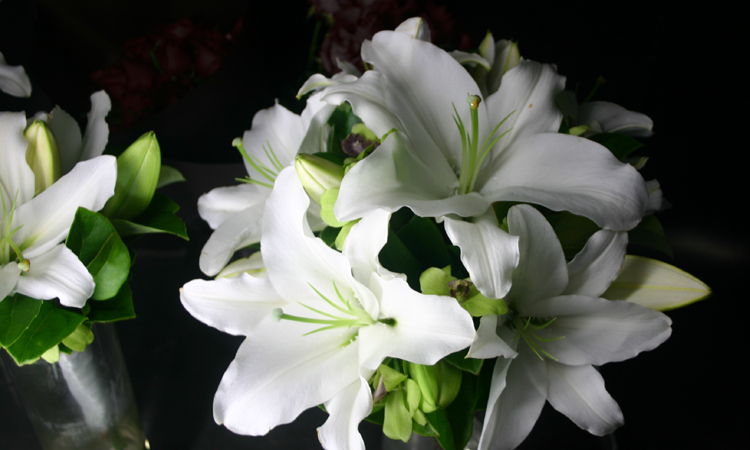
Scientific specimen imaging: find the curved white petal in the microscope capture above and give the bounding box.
[318,377,372,450]
[199,203,265,276]
[358,275,475,370]
[483,61,564,159]
[0,112,35,207]
[645,179,664,214]
[507,205,568,310]
[79,91,112,161]
[335,132,488,222]
[480,133,648,231]
[298,98,336,155]
[0,263,22,300]
[180,273,285,336]
[14,156,117,259]
[467,314,517,359]
[46,105,84,175]
[394,17,431,42]
[16,244,94,308]
[361,31,487,175]
[197,184,269,230]
[343,209,393,282]
[478,347,548,450]
[444,216,519,300]
[564,230,627,298]
[485,39,520,95]
[525,295,672,366]
[546,362,624,436]
[321,70,405,140]
[242,101,304,175]
[214,318,360,435]
[0,52,31,97]
[602,255,711,311]
[262,168,361,307]
[215,252,267,279]
[578,101,653,137]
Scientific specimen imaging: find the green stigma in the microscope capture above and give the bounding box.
[454,95,515,195]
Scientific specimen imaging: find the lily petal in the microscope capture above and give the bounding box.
[15,244,94,308]
[199,203,265,276]
[318,376,372,450]
[14,156,117,259]
[578,101,653,137]
[358,274,475,370]
[507,205,568,309]
[394,17,431,42]
[444,216,519,300]
[46,105,84,175]
[79,91,112,161]
[525,295,672,366]
[467,314,517,359]
[479,348,548,450]
[242,101,305,175]
[180,273,285,336]
[343,209,395,282]
[546,362,624,436]
[564,230,628,298]
[480,133,648,231]
[197,184,269,230]
[0,52,32,98]
[0,263,22,300]
[0,112,35,207]
[213,317,360,435]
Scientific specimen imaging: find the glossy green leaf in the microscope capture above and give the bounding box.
[318,226,339,248]
[87,284,135,323]
[628,214,673,258]
[379,229,423,291]
[444,348,484,375]
[113,193,188,240]
[396,216,451,270]
[5,301,86,365]
[0,294,43,348]
[428,373,478,450]
[66,208,131,300]
[546,211,600,260]
[588,132,643,161]
[156,165,185,189]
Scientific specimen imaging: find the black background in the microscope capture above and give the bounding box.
[1,1,745,449]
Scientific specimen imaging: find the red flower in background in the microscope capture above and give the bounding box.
[310,0,468,75]
[92,18,243,130]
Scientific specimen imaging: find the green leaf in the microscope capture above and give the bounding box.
[320,188,346,227]
[396,216,451,270]
[428,373,478,450]
[588,133,643,161]
[384,389,413,442]
[546,211,600,260]
[0,294,43,348]
[444,348,484,375]
[87,284,135,323]
[461,290,507,317]
[113,193,188,240]
[628,214,673,258]
[419,267,454,296]
[319,226,339,247]
[5,301,86,365]
[66,208,131,300]
[379,364,408,391]
[61,322,94,352]
[156,165,185,188]
[379,229,423,291]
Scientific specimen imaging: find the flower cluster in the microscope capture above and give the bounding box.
[92,18,243,129]
[182,17,709,450]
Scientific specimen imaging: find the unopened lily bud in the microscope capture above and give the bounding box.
[295,154,344,205]
[405,360,462,414]
[24,120,61,193]
[101,131,161,220]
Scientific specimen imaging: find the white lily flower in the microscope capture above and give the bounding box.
[197,93,336,276]
[0,51,32,98]
[181,167,475,450]
[0,112,117,307]
[460,205,671,450]
[556,89,654,138]
[325,31,648,232]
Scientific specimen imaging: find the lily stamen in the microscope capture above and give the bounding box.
[511,315,565,361]
[233,138,282,188]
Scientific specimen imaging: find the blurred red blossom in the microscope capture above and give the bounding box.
[310,0,468,75]
[92,17,243,130]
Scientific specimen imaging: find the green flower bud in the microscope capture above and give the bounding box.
[101,131,161,220]
[294,154,344,205]
[24,120,61,193]
[404,360,462,414]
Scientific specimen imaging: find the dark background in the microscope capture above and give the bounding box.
[1,0,744,448]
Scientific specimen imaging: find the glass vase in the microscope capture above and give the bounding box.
[0,323,147,450]
[381,418,481,450]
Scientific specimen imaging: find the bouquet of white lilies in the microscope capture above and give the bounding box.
[181,17,709,450]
